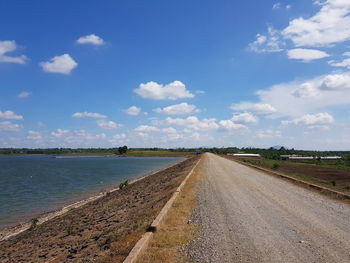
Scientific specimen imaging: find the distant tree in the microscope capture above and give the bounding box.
[118,146,128,155]
[345,155,350,166]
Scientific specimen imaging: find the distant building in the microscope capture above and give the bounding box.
[280,155,342,160]
[228,153,261,157]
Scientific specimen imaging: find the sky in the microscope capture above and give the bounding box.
[1,0,350,150]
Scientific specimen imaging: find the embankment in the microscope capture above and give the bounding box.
[0,156,199,263]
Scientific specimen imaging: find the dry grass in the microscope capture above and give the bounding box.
[137,158,203,263]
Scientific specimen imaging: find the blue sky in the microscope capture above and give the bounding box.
[1,0,350,150]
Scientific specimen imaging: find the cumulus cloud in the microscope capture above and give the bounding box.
[282,0,350,47]
[0,121,22,131]
[287,48,330,62]
[134,125,160,132]
[51,129,70,137]
[0,40,27,64]
[242,71,350,117]
[230,103,276,114]
[27,130,42,140]
[248,26,284,53]
[218,120,247,133]
[76,34,105,45]
[256,129,282,138]
[18,91,31,99]
[154,102,200,115]
[329,52,350,68]
[232,112,259,124]
[0,110,23,120]
[282,112,334,128]
[154,116,219,131]
[123,106,141,116]
[134,81,194,100]
[109,133,128,146]
[72,112,107,118]
[97,120,120,130]
[40,54,78,74]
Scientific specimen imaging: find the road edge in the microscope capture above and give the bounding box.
[123,156,202,263]
[223,155,350,201]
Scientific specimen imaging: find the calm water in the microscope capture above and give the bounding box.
[0,155,183,229]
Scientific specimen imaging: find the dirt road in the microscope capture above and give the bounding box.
[189,153,350,262]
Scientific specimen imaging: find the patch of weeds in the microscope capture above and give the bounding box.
[30,218,39,229]
[89,232,102,241]
[344,186,350,190]
[119,180,129,190]
[272,163,280,170]
[331,180,337,186]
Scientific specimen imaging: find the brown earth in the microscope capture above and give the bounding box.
[0,156,199,263]
[225,155,350,194]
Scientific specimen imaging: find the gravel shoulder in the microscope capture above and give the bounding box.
[187,153,350,263]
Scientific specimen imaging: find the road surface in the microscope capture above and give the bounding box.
[189,153,350,263]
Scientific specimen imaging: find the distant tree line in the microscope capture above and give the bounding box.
[1,146,349,165]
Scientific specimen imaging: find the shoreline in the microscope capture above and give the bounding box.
[0,157,187,242]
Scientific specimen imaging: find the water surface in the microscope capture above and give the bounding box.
[0,155,183,228]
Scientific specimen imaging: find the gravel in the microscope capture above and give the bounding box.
[185,153,350,263]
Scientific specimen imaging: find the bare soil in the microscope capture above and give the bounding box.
[225,155,350,193]
[0,157,198,263]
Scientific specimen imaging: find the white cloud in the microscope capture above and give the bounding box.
[287,48,330,62]
[247,71,350,117]
[256,129,282,138]
[292,82,320,98]
[72,112,107,118]
[40,54,78,74]
[97,120,120,130]
[232,112,259,124]
[18,91,31,99]
[0,121,22,132]
[27,130,42,140]
[77,34,105,45]
[134,125,160,132]
[273,2,281,9]
[195,90,205,94]
[154,116,219,131]
[248,26,284,53]
[162,127,177,134]
[134,81,194,100]
[282,0,350,47]
[218,120,247,133]
[109,133,128,146]
[154,102,200,115]
[282,112,334,127]
[320,73,350,90]
[0,110,23,120]
[51,129,69,137]
[230,102,277,114]
[329,52,350,68]
[0,40,27,64]
[123,106,141,116]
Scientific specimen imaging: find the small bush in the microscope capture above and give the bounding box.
[331,180,336,186]
[119,180,129,190]
[30,218,39,229]
[272,163,280,170]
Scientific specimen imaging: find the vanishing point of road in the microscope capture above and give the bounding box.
[189,153,350,263]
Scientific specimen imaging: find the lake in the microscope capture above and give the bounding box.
[0,155,183,229]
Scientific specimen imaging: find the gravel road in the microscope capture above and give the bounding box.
[187,153,350,263]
